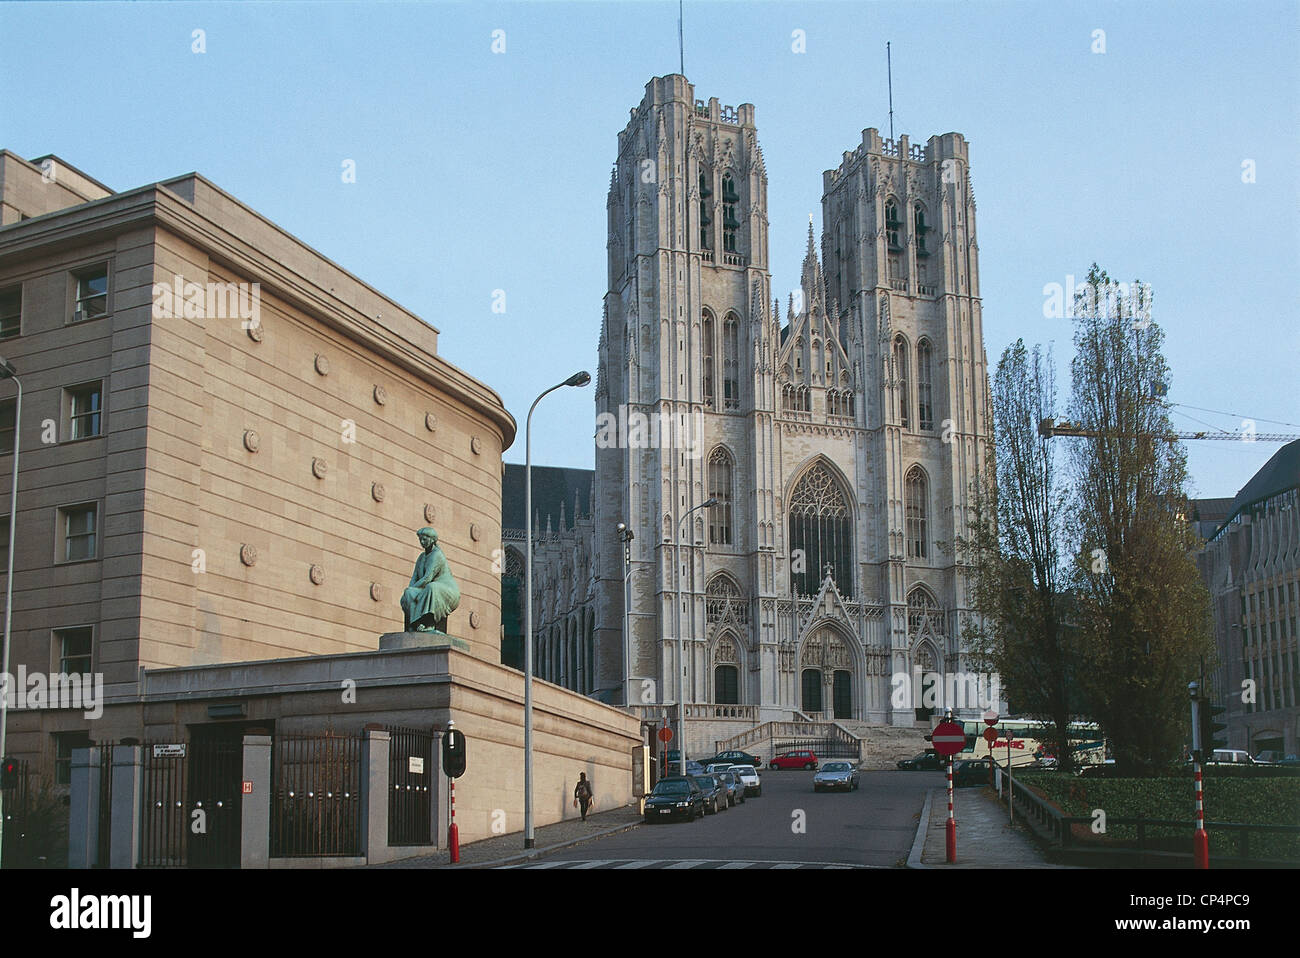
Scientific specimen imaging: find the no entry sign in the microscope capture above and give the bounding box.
[931,720,966,756]
[657,726,673,743]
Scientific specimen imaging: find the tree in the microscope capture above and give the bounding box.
[1066,263,1213,776]
[963,339,1082,772]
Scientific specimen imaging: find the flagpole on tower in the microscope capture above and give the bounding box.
[887,41,895,141]
[679,0,685,75]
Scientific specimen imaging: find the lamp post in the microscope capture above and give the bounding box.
[0,356,21,869]
[524,370,590,849]
[616,522,634,705]
[674,496,716,776]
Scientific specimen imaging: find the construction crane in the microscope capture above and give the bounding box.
[1038,417,1300,443]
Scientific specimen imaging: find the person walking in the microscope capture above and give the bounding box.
[573,772,595,821]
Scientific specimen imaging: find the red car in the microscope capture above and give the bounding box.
[769,749,819,770]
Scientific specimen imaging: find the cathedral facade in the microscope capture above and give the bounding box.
[513,74,993,726]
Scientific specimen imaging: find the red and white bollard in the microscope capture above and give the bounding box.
[1192,760,1208,869]
[449,777,460,864]
[946,757,956,864]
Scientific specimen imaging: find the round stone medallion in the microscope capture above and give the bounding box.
[309,564,325,585]
[312,457,328,479]
[372,482,386,502]
[240,544,258,567]
[315,354,330,375]
[243,430,260,453]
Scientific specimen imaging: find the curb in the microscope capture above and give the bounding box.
[906,787,934,869]
[419,815,645,869]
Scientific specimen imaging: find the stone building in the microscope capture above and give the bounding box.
[509,75,995,735]
[0,150,516,771]
[1196,439,1300,758]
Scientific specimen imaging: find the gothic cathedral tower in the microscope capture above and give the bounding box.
[593,76,991,728]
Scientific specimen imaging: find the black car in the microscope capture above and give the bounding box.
[953,758,991,787]
[700,749,763,769]
[643,777,705,823]
[897,752,943,771]
[692,775,727,814]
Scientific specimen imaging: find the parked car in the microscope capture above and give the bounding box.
[1276,755,1300,767]
[953,758,992,787]
[770,749,819,770]
[812,761,860,792]
[643,777,705,822]
[897,752,943,771]
[729,764,762,797]
[704,763,734,775]
[715,769,745,806]
[662,755,706,777]
[1208,749,1255,765]
[1076,759,1119,778]
[701,749,764,769]
[692,774,727,814]
[1253,750,1283,765]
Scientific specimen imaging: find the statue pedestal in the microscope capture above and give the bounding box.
[379,632,470,652]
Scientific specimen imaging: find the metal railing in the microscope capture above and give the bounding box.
[271,732,363,858]
[387,726,434,846]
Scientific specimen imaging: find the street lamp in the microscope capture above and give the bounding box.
[674,496,717,776]
[616,522,634,706]
[524,370,589,849]
[0,356,20,869]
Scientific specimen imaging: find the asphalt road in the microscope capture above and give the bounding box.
[501,768,943,868]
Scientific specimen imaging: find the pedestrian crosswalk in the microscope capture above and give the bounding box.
[498,858,863,870]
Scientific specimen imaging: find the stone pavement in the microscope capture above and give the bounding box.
[370,803,645,869]
[909,785,1074,868]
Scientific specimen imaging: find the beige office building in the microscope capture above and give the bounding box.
[0,150,517,772]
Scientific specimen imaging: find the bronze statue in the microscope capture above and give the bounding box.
[401,527,460,633]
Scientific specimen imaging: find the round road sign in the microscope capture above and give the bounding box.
[657,726,673,743]
[983,710,999,726]
[983,726,998,744]
[931,720,966,756]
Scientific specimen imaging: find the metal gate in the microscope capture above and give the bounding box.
[139,738,243,868]
[387,726,434,846]
[94,746,113,868]
[271,732,363,857]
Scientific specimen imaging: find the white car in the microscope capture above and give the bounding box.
[729,764,762,797]
[705,762,734,775]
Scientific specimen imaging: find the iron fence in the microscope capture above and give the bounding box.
[271,732,363,857]
[139,745,189,867]
[386,726,434,846]
[772,737,860,760]
[95,746,113,868]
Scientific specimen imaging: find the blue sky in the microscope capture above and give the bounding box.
[2,0,1295,498]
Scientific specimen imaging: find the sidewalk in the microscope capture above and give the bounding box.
[370,803,645,869]
[908,785,1073,868]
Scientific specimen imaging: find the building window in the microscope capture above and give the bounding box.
[914,203,930,256]
[0,398,13,454]
[65,382,103,440]
[698,171,713,250]
[0,286,20,339]
[722,314,740,410]
[73,264,109,323]
[59,503,98,562]
[54,730,92,786]
[788,461,853,598]
[894,335,910,428]
[721,174,740,254]
[905,466,928,559]
[715,665,739,705]
[702,311,715,409]
[56,626,93,673]
[708,447,734,546]
[885,201,902,250]
[917,339,933,431]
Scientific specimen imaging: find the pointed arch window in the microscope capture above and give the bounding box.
[723,313,740,410]
[698,171,713,250]
[721,173,740,253]
[917,339,933,430]
[788,462,853,598]
[914,203,930,256]
[885,200,902,250]
[894,335,910,428]
[702,310,715,409]
[905,466,928,560]
[708,447,734,546]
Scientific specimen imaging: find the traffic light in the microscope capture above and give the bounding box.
[442,728,467,779]
[1,756,18,789]
[1200,701,1228,756]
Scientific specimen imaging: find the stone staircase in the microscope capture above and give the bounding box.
[837,722,931,769]
[715,717,931,769]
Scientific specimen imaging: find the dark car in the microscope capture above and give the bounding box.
[953,758,991,787]
[715,769,745,806]
[643,777,705,823]
[692,775,727,814]
[701,749,763,769]
[897,752,943,771]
